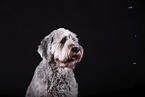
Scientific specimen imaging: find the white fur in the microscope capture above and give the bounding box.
[25,28,83,97]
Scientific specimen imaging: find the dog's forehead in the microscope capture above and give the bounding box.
[52,28,77,39]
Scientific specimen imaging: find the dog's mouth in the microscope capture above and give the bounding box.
[58,46,83,69]
[63,53,79,69]
[56,53,79,69]
[70,53,78,61]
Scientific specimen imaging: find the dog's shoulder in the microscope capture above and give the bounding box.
[32,60,51,81]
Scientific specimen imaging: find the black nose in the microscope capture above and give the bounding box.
[72,47,80,53]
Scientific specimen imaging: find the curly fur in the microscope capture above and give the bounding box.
[25,28,83,97]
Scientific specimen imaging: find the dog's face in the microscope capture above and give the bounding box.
[38,28,83,69]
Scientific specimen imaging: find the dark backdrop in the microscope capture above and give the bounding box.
[0,0,145,97]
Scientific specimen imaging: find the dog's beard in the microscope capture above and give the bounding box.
[52,44,83,69]
[64,61,76,69]
[59,47,83,69]
[57,55,78,69]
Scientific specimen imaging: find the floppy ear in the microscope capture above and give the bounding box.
[37,35,53,60]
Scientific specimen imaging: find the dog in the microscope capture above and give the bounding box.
[25,28,83,97]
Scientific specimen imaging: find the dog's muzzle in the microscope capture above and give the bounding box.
[60,46,82,69]
[72,47,80,53]
[70,46,80,61]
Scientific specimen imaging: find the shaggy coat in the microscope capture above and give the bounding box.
[26,28,83,97]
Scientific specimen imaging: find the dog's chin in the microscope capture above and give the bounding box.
[64,61,76,69]
[56,52,82,69]
[62,55,79,69]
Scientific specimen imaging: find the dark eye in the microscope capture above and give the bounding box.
[60,36,67,44]
[72,38,76,42]
[51,37,53,44]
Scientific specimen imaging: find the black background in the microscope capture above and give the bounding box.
[0,0,145,97]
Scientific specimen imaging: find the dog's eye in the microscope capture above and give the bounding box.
[60,36,67,44]
[51,37,53,44]
[72,38,76,42]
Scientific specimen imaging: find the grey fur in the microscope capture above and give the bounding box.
[25,28,83,97]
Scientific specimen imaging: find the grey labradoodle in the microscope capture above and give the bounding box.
[25,28,84,97]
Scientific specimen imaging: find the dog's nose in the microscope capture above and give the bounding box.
[72,47,80,53]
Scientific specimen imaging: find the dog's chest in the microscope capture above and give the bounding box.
[48,68,77,94]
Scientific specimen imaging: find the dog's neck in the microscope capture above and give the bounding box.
[44,59,72,71]
[56,60,77,69]
[48,61,73,78]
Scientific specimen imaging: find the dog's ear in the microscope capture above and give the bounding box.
[37,35,52,60]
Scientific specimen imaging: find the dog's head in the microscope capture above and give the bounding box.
[38,28,83,69]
